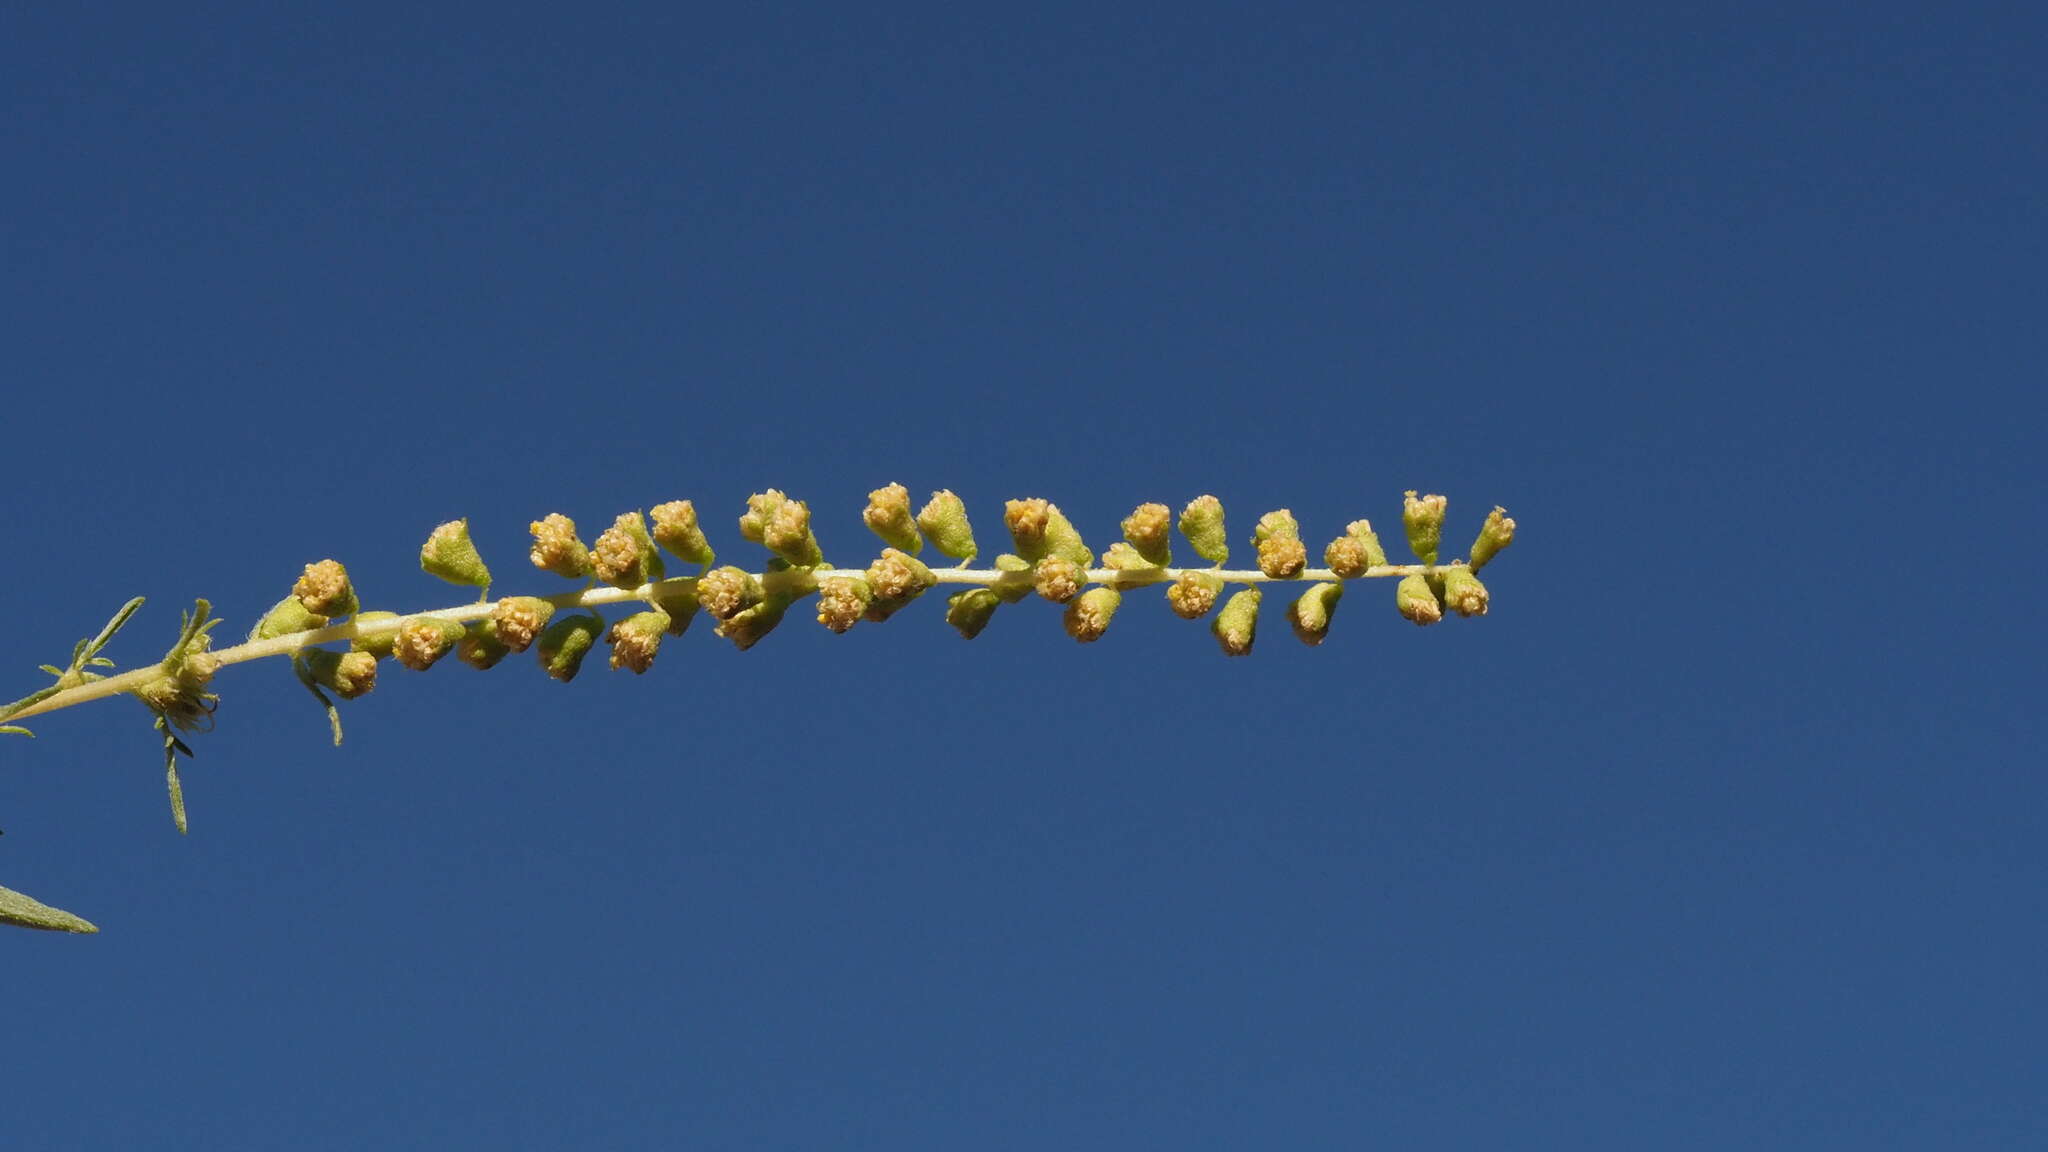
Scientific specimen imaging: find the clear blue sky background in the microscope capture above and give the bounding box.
[2,4,2040,1148]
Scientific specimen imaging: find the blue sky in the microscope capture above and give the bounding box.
[2,4,2040,1148]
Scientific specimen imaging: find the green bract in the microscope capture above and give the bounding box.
[1402,492,1447,565]
[252,595,326,641]
[0,486,1520,932]
[1469,506,1516,572]
[1288,583,1343,646]
[916,490,977,560]
[1179,495,1229,565]
[1212,588,1261,656]
[421,519,492,593]
[537,613,603,682]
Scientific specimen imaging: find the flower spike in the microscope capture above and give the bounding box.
[0,485,1526,931]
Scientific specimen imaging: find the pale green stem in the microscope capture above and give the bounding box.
[4,563,1440,725]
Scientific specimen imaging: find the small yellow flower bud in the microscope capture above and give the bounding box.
[865,548,937,602]
[1287,582,1344,646]
[1063,587,1121,643]
[1396,572,1444,626]
[737,490,786,543]
[1212,588,1260,656]
[294,560,358,617]
[650,500,715,566]
[1167,570,1224,619]
[1257,535,1307,578]
[1324,518,1389,578]
[944,588,1001,638]
[1469,506,1516,572]
[1402,491,1447,564]
[457,620,513,669]
[490,596,555,653]
[421,519,492,593]
[252,596,326,641]
[815,576,873,633]
[862,484,923,554]
[1324,535,1369,579]
[762,498,824,566]
[1179,495,1229,565]
[607,610,671,673]
[860,548,936,624]
[592,511,666,590]
[1001,498,1091,566]
[1033,555,1085,603]
[696,566,762,621]
[301,649,378,699]
[528,513,594,579]
[1121,503,1173,567]
[991,554,1035,603]
[349,611,402,659]
[392,617,466,671]
[1252,511,1307,578]
[537,613,603,681]
[916,489,977,561]
[1439,566,1489,617]
[1004,498,1052,559]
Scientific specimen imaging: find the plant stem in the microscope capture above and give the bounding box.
[2,563,1439,725]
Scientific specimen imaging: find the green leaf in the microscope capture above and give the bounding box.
[0,725,32,737]
[4,599,148,720]
[0,882,99,933]
[0,683,63,721]
[155,713,192,834]
[167,757,188,836]
[82,597,145,664]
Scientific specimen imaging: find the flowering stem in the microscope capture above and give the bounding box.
[2,563,1440,725]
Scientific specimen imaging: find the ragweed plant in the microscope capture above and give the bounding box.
[0,488,1515,932]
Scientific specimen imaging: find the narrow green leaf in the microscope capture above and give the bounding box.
[0,683,64,720]
[81,597,146,663]
[167,757,188,835]
[0,883,99,933]
[0,725,32,737]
